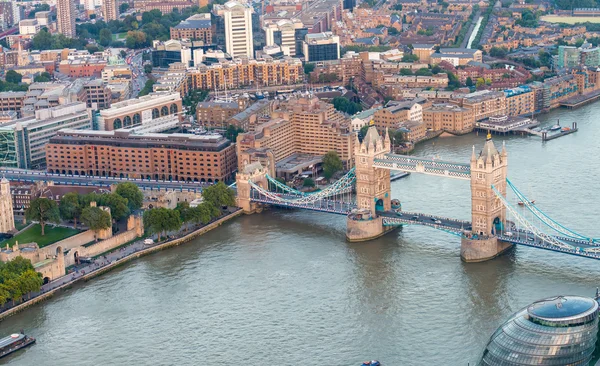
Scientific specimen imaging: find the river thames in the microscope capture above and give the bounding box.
[2,103,600,365]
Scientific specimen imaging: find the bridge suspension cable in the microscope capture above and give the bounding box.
[491,185,576,252]
[506,179,594,242]
[265,174,308,196]
[249,168,356,205]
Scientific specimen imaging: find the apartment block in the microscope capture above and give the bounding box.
[423,104,474,134]
[170,13,213,44]
[451,90,507,121]
[46,129,237,182]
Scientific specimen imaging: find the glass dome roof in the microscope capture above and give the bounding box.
[527,296,597,323]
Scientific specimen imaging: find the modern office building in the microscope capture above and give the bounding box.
[98,92,182,131]
[18,19,40,35]
[264,19,299,57]
[56,0,76,38]
[220,1,254,58]
[170,13,213,44]
[103,0,118,21]
[480,295,600,365]
[303,32,340,62]
[46,129,238,182]
[0,103,92,169]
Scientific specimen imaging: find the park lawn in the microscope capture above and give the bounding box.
[0,224,81,248]
[540,15,600,24]
[112,32,127,40]
[13,221,28,231]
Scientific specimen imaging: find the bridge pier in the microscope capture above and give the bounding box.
[460,236,513,262]
[346,216,395,242]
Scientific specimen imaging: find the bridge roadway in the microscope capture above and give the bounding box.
[250,196,600,260]
[0,169,206,192]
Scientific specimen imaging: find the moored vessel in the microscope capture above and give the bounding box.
[0,332,36,359]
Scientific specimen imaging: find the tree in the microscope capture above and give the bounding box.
[25,198,60,236]
[120,50,127,58]
[476,77,485,88]
[322,151,343,180]
[99,28,113,47]
[202,182,236,208]
[401,54,419,62]
[400,68,413,75]
[119,3,130,13]
[144,64,152,74]
[303,178,315,187]
[5,70,22,84]
[34,72,51,83]
[489,46,508,58]
[415,68,433,76]
[138,79,156,96]
[115,182,144,211]
[143,208,182,241]
[59,192,82,229]
[304,63,315,75]
[224,125,244,142]
[99,193,130,221]
[466,77,474,87]
[81,206,112,241]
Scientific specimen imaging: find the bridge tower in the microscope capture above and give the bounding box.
[236,162,269,214]
[346,125,393,242]
[461,133,512,262]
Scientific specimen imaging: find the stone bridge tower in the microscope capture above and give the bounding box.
[461,134,512,262]
[236,162,268,214]
[347,125,393,242]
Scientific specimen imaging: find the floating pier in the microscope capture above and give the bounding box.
[542,122,578,141]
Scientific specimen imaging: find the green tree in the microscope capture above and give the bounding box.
[489,46,508,58]
[34,72,51,83]
[25,198,60,236]
[415,68,433,76]
[119,2,130,13]
[115,182,144,211]
[322,151,343,180]
[400,68,413,75]
[476,77,485,88]
[202,182,236,208]
[303,178,315,187]
[303,63,315,74]
[144,64,153,74]
[5,70,22,84]
[80,206,112,241]
[466,77,474,87]
[195,203,214,224]
[120,50,127,58]
[401,54,419,62]
[224,125,244,142]
[99,28,113,47]
[59,192,82,229]
[138,79,156,96]
[99,193,130,221]
[143,208,182,241]
[19,269,43,300]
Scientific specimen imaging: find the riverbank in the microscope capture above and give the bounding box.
[0,209,243,321]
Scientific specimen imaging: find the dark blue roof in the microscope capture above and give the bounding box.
[354,37,377,45]
[365,28,385,35]
[527,296,596,319]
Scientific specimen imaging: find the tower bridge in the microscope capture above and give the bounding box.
[236,126,600,262]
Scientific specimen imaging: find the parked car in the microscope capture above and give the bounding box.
[144,239,154,245]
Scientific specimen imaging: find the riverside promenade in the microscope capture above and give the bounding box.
[0,208,243,321]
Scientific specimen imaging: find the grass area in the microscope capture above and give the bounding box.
[0,224,82,248]
[13,221,28,232]
[112,32,127,40]
[541,15,600,24]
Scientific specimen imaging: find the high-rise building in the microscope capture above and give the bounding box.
[220,1,254,58]
[57,0,76,38]
[0,0,20,29]
[263,19,299,57]
[103,0,118,21]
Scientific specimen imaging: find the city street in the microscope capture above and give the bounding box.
[130,51,147,98]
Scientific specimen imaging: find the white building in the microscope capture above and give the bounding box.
[263,19,299,57]
[221,1,254,59]
[19,19,40,35]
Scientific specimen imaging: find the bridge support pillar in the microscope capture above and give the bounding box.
[460,236,513,262]
[346,217,394,242]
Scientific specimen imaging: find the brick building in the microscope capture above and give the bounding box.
[170,13,213,44]
[423,104,474,134]
[98,92,182,131]
[46,129,237,183]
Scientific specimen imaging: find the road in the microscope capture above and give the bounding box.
[129,51,148,98]
[0,168,210,192]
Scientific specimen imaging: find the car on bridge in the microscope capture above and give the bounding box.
[434,220,442,224]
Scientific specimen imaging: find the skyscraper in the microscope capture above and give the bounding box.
[221,1,254,58]
[103,0,118,21]
[57,0,76,38]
